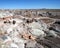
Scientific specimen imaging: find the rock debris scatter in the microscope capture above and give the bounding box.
[0,9,60,48]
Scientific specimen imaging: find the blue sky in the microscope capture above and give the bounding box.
[0,0,60,9]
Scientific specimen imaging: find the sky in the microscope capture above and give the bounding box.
[0,0,60,9]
